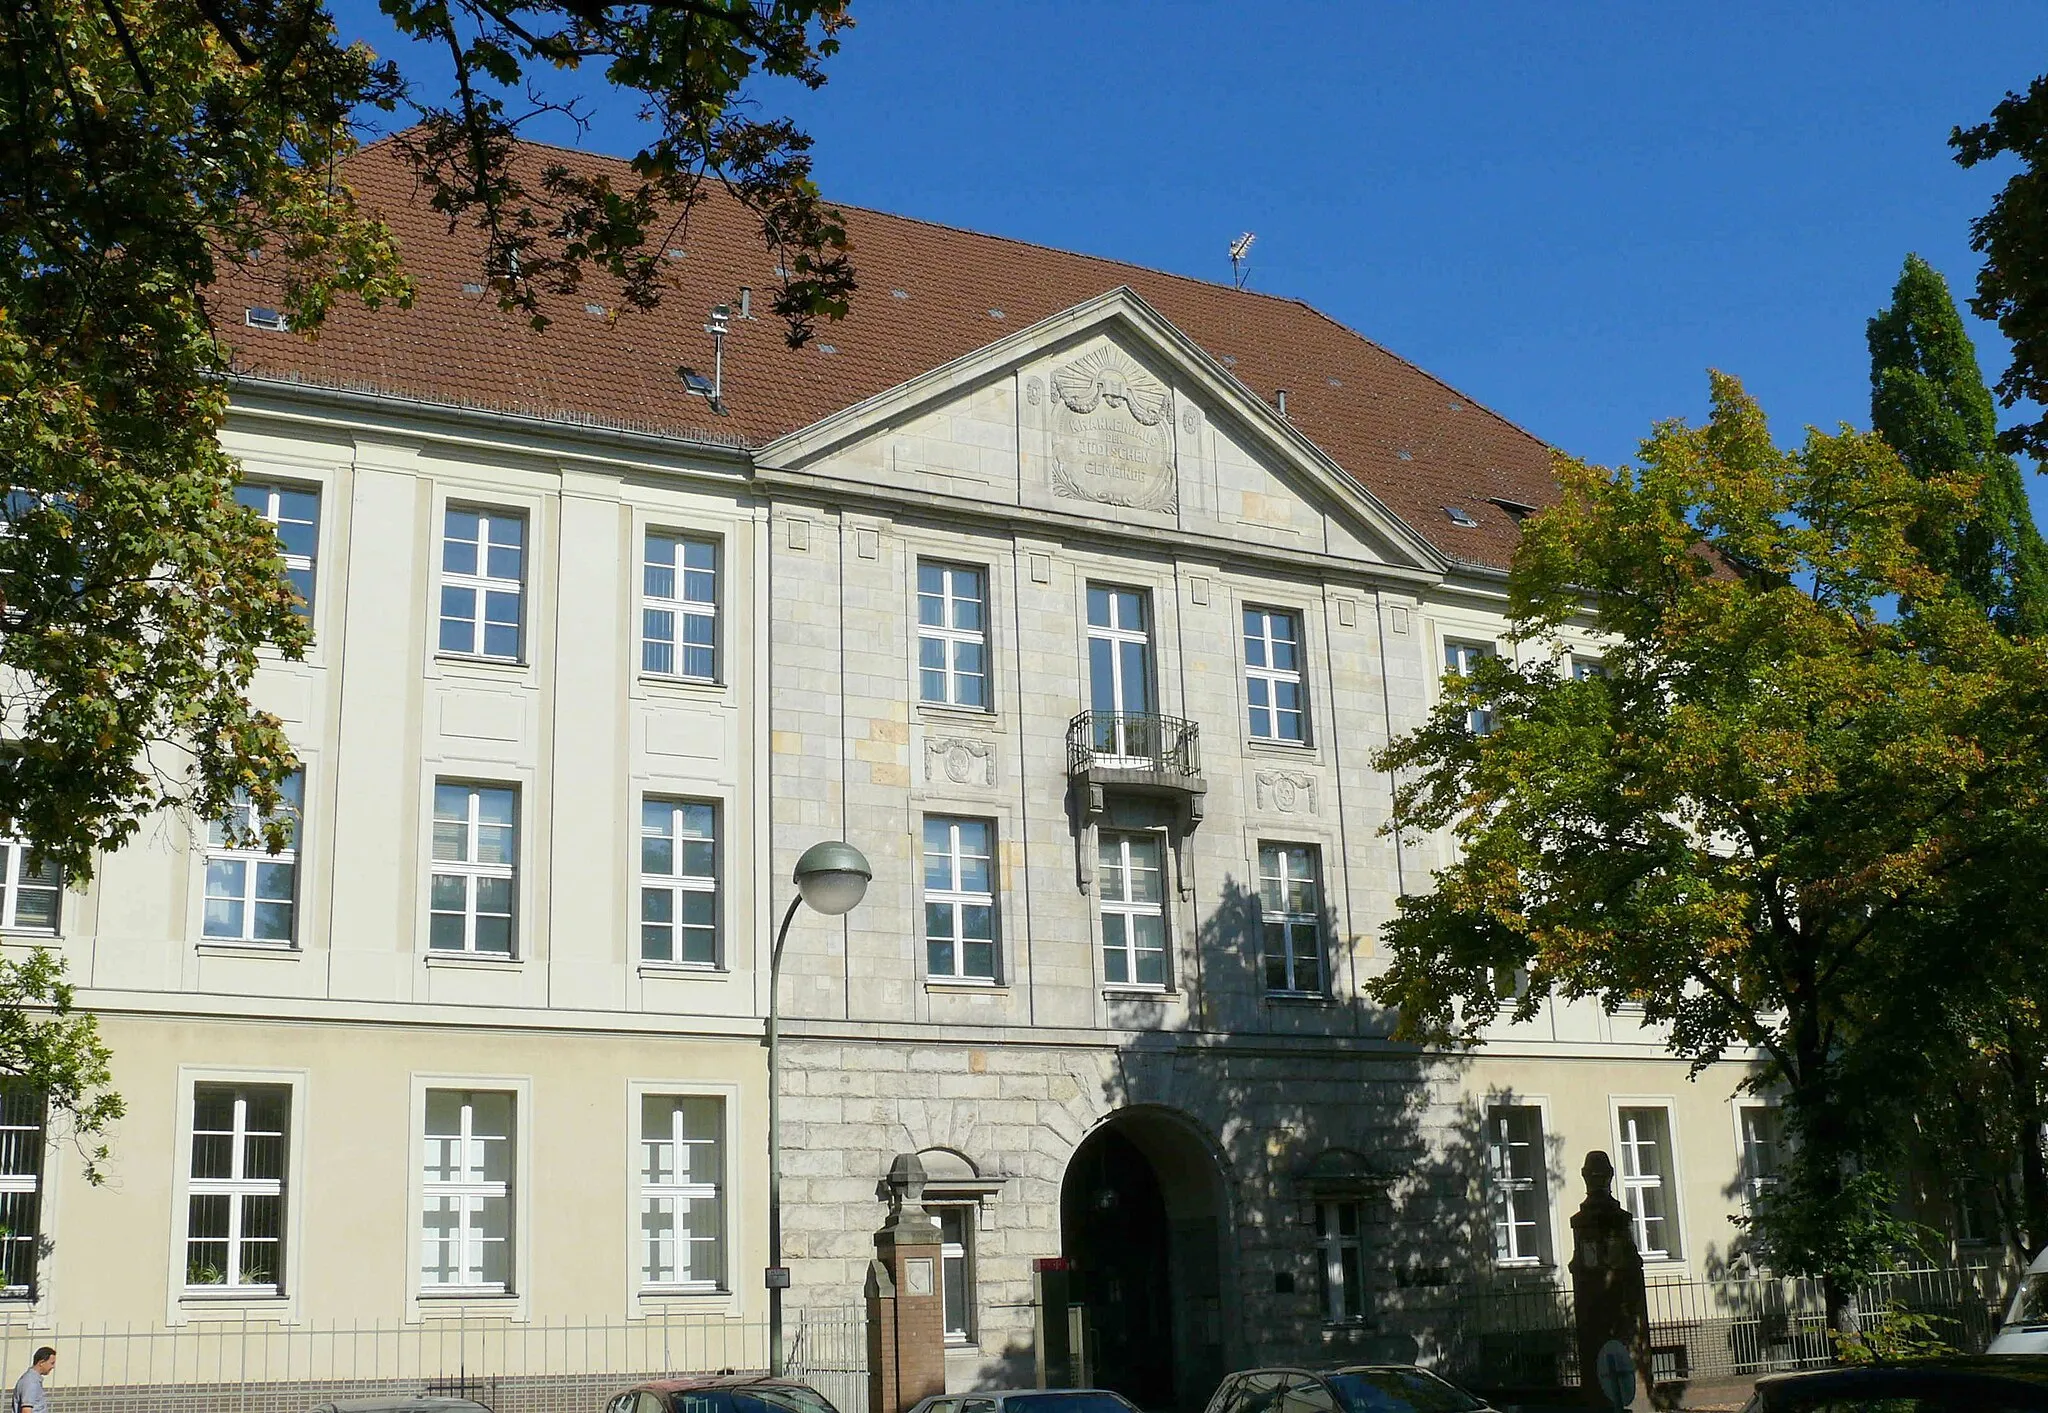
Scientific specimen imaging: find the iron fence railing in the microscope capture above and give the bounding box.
[1066,711,1202,778]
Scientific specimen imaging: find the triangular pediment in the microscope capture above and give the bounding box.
[754,288,1446,574]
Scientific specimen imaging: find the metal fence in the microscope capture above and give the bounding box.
[0,1311,867,1413]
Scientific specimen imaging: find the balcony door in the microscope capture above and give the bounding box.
[1088,586,1155,764]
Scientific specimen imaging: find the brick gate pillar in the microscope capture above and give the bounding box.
[866,1153,946,1413]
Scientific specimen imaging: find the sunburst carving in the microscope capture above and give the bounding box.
[1052,346,1170,427]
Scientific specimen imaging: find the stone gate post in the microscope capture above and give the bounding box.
[1568,1151,1653,1410]
[866,1153,947,1413]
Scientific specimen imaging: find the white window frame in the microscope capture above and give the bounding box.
[1097,830,1168,990]
[1443,638,1498,734]
[236,481,320,615]
[637,1093,727,1293]
[0,1087,44,1299]
[624,1079,738,1316]
[168,1066,308,1323]
[184,1083,290,1294]
[1571,655,1606,681]
[1486,1102,1551,1267]
[933,1201,976,1343]
[642,532,720,682]
[1735,1102,1783,1210]
[201,770,303,946]
[438,506,526,662]
[429,781,518,956]
[1085,584,1155,764]
[1316,1199,1365,1324]
[1257,842,1323,995]
[917,562,991,710]
[0,840,60,935]
[923,816,998,983]
[639,797,719,968]
[1612,1101,1683,1261]
[1244,607,1308,743]
[418,1088,517,1298]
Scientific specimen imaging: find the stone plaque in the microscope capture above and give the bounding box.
[924,736,996,787]
[1048,346,1178,514]
[904,1256,934,1296]
[1255,770,1318,815]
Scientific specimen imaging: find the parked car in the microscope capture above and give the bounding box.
[1993,1245,2048,1354]
[1203,1366,1496,1413]
[309,1400,494,1413]
[1742,1355,2048,1410]
[608,1376,843,1413]
[906,1391,1139,1413]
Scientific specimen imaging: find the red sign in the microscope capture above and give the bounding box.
[1032,1257,1070,1273]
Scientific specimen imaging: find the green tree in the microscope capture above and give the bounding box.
[1869,253,2048,637]
[1370,373,2048,1331]
[1954,74,2048,461]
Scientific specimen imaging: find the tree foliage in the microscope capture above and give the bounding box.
[1954,73,2048,461]
[1370,374,2048,1322]
[1869,253,2048,637]
[0,950,123,1182]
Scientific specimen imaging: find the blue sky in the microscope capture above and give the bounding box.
[338,1,2048,498]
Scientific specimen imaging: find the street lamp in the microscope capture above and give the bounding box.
[767,839,872,1377]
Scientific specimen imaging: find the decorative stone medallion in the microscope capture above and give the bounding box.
[1255,769,1318,814]
[1025,376,1044,407]
[924,736,996,788]
[1047,346,1178,514]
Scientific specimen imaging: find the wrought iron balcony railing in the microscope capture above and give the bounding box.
[1066,711,1202,779]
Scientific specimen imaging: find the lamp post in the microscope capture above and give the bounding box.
[767,839,872,1378]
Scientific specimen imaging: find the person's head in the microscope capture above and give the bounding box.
[31,1348,53,1373]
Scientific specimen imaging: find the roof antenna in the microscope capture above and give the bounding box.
[1229,232,1256,290]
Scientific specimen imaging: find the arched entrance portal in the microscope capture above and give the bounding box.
[1060,1108,1228,1410]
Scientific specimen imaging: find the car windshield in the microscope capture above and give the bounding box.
[1002,1395,1135,1413]
[1326,1370,1485,1413]
[2016,1274,2048,1324]
[672,1390,840,1413]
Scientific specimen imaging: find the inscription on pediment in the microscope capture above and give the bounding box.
[1047,346,1178,515]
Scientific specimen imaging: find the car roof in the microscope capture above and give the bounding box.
[920,1394,1125,1402]
[1225,1367,1442,1378]
[316,1400,494,1413]
[1757,1355,2048,1392]
[637,1378,823,1395]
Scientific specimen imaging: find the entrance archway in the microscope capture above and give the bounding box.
[1059,1107,1229,1410]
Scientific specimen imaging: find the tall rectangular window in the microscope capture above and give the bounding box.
[1617,1106,1680,1259]
[235,483,319,615]
[639,1094,724,1290]
[1258,844,1323,994]
[918,563,988,709]
[1443,639,1498,734]
[641,799,717,966]
[1316,1200,1364,1323]
[1087,586,1154,760]
[421,1090,514,1293]
[924,816,996,982]
[1739,1105,1784,1209]
[203,771,303,944]
[1098,832,1166,988]
[643,533,719,680]
[1244,608,1306,742]
[0,842,60,934]
[0,1088,44,1296]
[430,783,517,955]
[439,508,525,660]
[937,1205,975,1341]
[1487,1104,1550,1265]
[186,1084,288,1292]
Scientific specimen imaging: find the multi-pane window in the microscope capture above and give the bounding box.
[1316,1200,1365,1323]
[0,842,60,934]
[1739,1105,1784,1209]
[640,1094,725,1290]
[924,816,996,982]
[203,771,303,944]
[421,1090,514,1292]
[918,563,989,709]
[1443,640,1498,734]
[641,799,718,966]
[439,508,525,660]
[430,783,517,955]
[1617,1106,1680,1260]
[1087,586,1154,760]
[1244,609,1306,742]
[1258,844,1323,994]
[1571,656,1606,681]
[1098,832,1166,988]
[186,1084,288,1292]
[0,1088,44,1296]
[643,533,719,680]
[236,483,319,615]
[937,1205,975,1341]
[1487,1104,1550,1265]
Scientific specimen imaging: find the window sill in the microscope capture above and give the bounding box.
[639,674,729,699]
[434,653,529,675]
[0,931,59,944]
[916,702,998,726]
[423,951,522,970]
[416,1292,518,1318]
[182,1288,285,1303]
[637,1285,729,1300]
[197,941,301,959]
[1245,737,1315,754]
[639,961,727,980]
[1102,987,1174,1001]
[926,979,1008,995]
[1263,990,1331,1005]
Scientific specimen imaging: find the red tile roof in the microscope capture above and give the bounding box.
[219,139,1558,569]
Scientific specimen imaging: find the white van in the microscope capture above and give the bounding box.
[1991,1248,2048,1354]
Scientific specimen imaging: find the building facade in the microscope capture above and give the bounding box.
[0,141,1774,1406]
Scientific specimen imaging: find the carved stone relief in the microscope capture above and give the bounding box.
[1255,770,1318,815]
[1046,345,1178,514]
[924,736,996,788]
